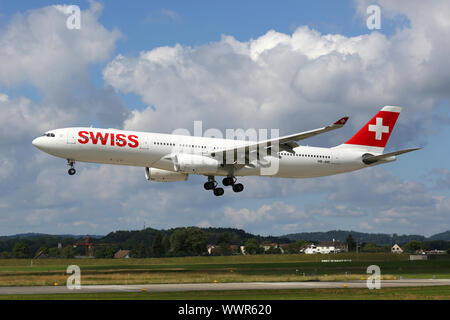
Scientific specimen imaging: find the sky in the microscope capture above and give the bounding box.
[0,0,449,237]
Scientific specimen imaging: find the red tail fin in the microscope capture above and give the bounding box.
[344,106,401,150]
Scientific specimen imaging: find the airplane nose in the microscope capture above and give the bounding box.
[32,137,43,149]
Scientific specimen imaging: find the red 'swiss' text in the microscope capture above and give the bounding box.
[77,131,139,148]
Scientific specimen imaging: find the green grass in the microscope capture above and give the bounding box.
[1,286,449,300]
[0,252,411,268]
[0,253,448,286]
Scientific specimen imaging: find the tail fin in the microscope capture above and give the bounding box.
[341,106,401,153]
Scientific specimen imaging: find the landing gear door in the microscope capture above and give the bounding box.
[67,129,76,144]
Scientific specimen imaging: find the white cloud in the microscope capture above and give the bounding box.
[0,2,128,135]
[0,94,75,144]
[104,4,450,150]
[0,3,120,89]
[0,1,449,237]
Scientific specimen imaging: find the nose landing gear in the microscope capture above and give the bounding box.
[67,159,76,175]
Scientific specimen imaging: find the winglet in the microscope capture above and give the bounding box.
[333,116,349,127]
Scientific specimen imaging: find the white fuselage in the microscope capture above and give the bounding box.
[32,127,379,179]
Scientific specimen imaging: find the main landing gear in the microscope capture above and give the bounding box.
[204,176,224,196]
[222,176,244,193]
[67,159,76,175]
[204,176,244,196]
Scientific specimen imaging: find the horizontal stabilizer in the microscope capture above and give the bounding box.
[362,148,420,164]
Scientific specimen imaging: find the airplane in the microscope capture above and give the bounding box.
[32,106,419,196]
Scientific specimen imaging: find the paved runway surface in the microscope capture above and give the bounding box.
[1,279,449,295]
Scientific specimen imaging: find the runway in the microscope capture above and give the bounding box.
[1,279,449,295]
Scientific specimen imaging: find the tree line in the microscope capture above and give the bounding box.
[344,234,450,253]
[1,228,449,258]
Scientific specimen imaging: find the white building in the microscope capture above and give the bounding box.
[391,244,403,254]
[304,240,347,254]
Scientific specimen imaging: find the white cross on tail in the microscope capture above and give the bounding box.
[368,117,389,140]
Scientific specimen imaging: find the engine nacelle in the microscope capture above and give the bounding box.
[173,153,220,175]
[145,167,188,182]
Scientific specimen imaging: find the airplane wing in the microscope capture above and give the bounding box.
[210,116,349,162]
[362,148,421,164]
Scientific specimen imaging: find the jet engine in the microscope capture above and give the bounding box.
[145,167,188,182]
[173,153,220,175]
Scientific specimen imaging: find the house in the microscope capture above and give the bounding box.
[262,243,278,252]
[114,249,130,259]
[279,243,290,254]
[426,249,446,254]
[207,244,216,255]
[229,245,239,254]
[304,240,348,254]
[391,244,403,254]
[207,244,240,255]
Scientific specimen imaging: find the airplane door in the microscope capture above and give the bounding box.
[139,135,149,149]
[67,130,76,144]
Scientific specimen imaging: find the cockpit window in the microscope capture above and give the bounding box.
[42,133,55,137]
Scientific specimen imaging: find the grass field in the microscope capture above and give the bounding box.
[0,286,449,300]
[0,253,449,287]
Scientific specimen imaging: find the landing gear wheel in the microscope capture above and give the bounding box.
[232,183,244,193]
[213,187,224,196]
[67,159,76,176]
[222,177,235,186]
[204,181,215,190]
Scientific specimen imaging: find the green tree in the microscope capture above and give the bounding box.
[244,238,263,255]
[152,233,165,257]
[61,246,75,258]
[266,246,282,254]
[346,234,356,252]
[130,243,148,258]
[362,242,379,253]
[285,240,308,254]
[94,247,115,259]
[12,242,31,258]
[170,227,207,256]
[48,247,61,258]
[161,235,170,255]
[404,240,423,253]
[216,233,232,255]
[0,251,11,259]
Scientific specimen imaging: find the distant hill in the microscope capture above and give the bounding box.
[101,227,289,248]
[1,229,449,251]
[281,230,428,245]
[0,233,104,239]
[428,230,450,241]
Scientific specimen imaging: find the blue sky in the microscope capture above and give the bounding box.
[0,0,448,236]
